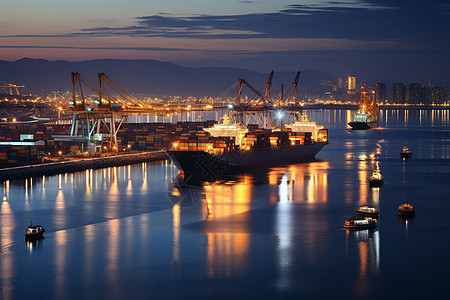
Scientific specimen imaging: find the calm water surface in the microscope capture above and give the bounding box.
[1,109,450,300]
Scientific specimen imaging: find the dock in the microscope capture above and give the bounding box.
[0,151,168,182]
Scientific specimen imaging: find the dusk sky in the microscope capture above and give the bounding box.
[1,0,449,83]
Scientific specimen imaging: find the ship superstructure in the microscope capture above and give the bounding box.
[286,110,324,141]
[203,115,248,149]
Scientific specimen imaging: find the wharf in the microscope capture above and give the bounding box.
[0,151,168,182]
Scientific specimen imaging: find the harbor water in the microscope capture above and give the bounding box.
[1,108,450,299]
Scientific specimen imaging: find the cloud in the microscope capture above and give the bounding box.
[1,1,448,57]
[2,1,446,47]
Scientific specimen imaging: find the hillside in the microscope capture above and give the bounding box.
[0,58,334,97]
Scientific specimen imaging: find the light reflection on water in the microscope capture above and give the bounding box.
[345,228,381,298]
[1,108,450,299]
[0,199,14,300]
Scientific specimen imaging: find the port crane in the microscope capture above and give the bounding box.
[63,71,307,151]
[280,71,300,107]
[228,71,304,128]
[0,81,25,95]
[67,72,189,152]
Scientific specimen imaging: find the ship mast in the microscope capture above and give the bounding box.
[358,84,377,122]
[369,90,377,121]
[358,84,368,113]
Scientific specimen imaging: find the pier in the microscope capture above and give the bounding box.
[0,151,168,182]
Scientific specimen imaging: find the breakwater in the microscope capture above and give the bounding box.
[0,151,168,182]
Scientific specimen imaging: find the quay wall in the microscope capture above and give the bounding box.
[0,151,168,182]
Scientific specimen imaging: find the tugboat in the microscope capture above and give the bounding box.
[369,161,383,187]
[344,216,377,230]
[356,206,379,218]
[348,85,378,130]
[400,143,413,159]
[397,203,415,219]
[25,221,45,241]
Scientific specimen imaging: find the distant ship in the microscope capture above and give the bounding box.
[343,216,377,230]
[400,143,413,159]
[348,85,378,130]
[0,114,50,123]
[397,203,415,219]
[166,112,328,181]
[369,161,383,187]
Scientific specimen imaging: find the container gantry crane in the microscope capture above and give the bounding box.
[0,81,25,95]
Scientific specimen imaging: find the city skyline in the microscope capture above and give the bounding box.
[1,1,449,85]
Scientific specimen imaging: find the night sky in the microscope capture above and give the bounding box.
[1,0,449,83]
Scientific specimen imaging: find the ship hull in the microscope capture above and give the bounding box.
[348,121,378,130]
[167,142,327,181]
[400,151,412,159]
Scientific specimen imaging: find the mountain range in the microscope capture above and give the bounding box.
[0,58,333,97]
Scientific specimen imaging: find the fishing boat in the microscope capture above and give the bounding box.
[397,203,415,219]
[25,221,45,240]
[369,161,383,187]
[356,206,379,218]
[343,216,377,230]
[400,143,413,159]
[348,85,378,130]
[166,113,328,181]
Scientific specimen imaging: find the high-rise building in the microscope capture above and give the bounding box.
[433,87,446,104]
[375,83,387,103]
[337,76,346,90]
[425,82,446,105]
[425,82,435,105]
[347,75,357,91]
[392,83,406,104]
[408,83,425,104]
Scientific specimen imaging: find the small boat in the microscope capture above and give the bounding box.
[400,143,412,159]
[357,206,379,218]
[369,161,383,187]
[344,216,377,230]
[397,203,415,219]
[25,221,45,240]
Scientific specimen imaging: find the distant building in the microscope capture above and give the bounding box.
[392,83,406,104]
[375,83,387,103]
[425,82,435,105]
[347,75,357,91]
[337,76,346,90]
[408,83,425,104]
[425,83,446,105]
[433,87,446,104]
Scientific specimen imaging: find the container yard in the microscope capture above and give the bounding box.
[0,121,216,169]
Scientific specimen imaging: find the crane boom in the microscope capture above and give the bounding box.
[235,78,271,105]
[280,71,300,106]
[0,81,25,95]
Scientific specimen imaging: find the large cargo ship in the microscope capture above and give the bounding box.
[166,113,328,181]
[348,85,378,130]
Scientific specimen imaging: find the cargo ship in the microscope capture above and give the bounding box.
[348,85,378,130]
[166,113,328,181]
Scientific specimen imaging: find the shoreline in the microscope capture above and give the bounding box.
[0,151,169,182]
[303,104,450,110]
